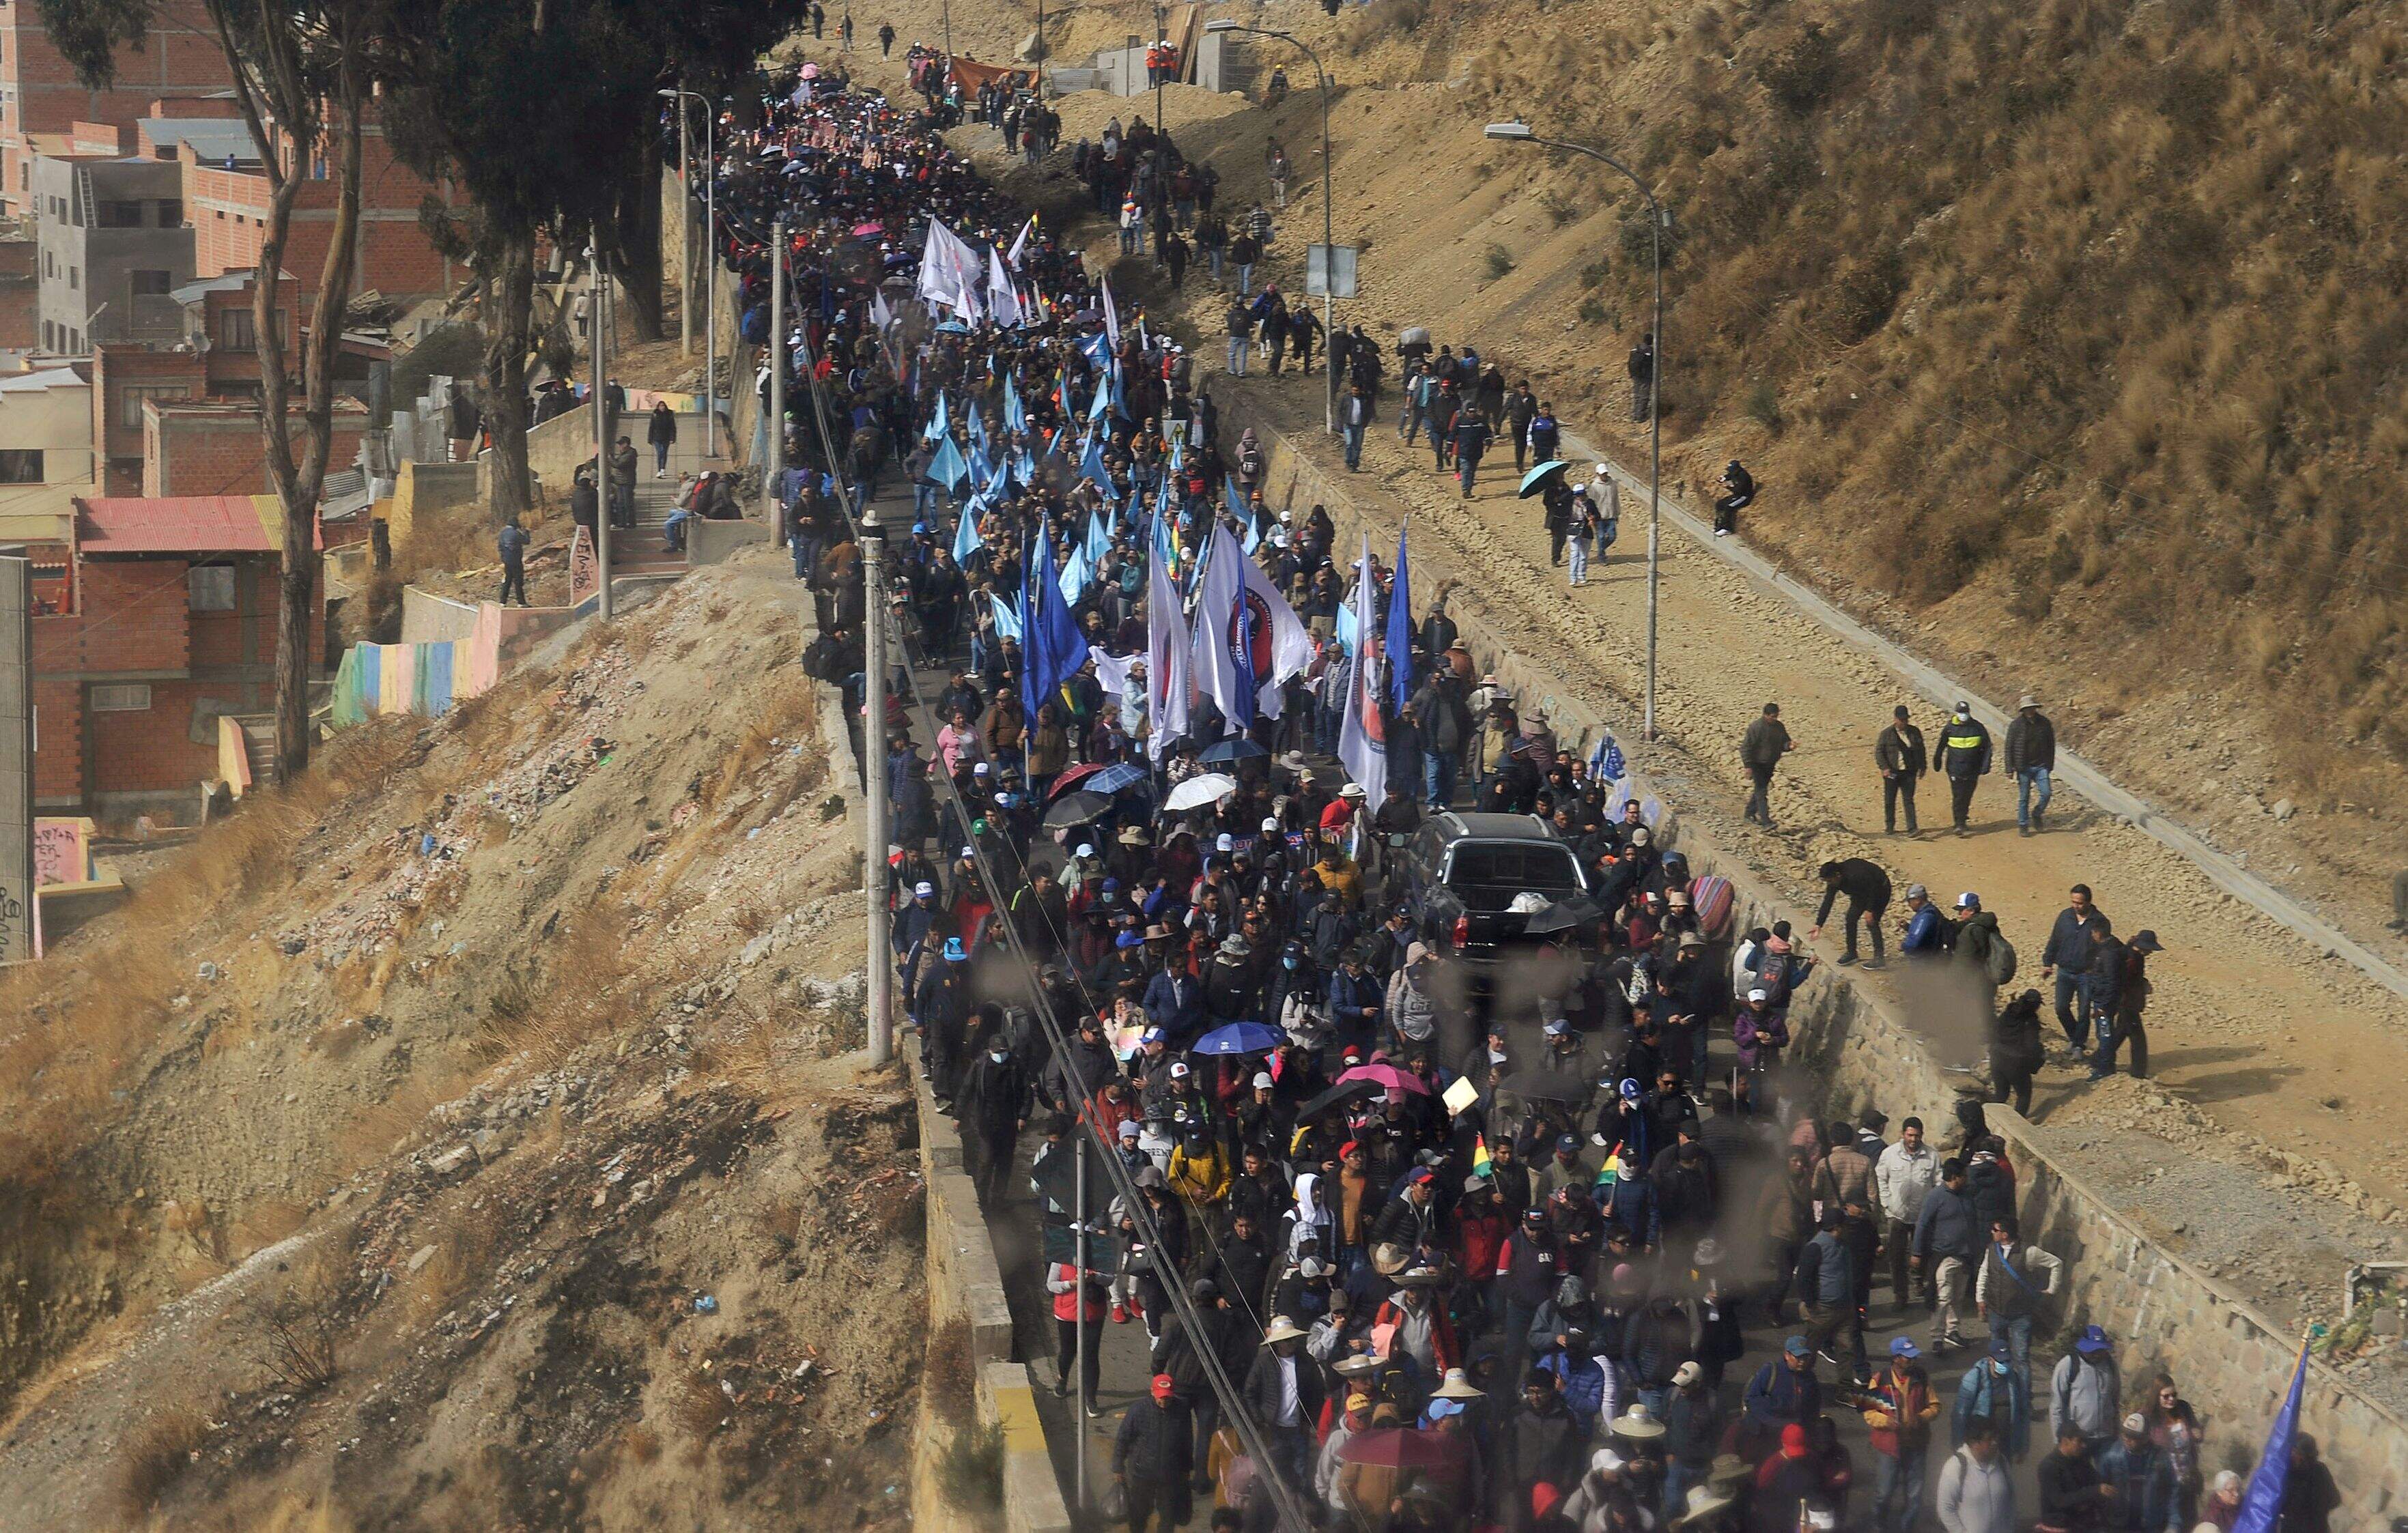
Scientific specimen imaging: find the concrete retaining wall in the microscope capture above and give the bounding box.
[1220,390,2403,1518]
[399,586,480,645]
[690,518,769,566]
[808,660,1073,1533]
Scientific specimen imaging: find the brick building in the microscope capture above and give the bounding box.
[32,493,323,813]
[142,398,367,498]
[0,223,36,350]
[0,1,229,221]
[89,270,300,493]
[184,110,457,317]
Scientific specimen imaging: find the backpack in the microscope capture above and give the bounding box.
[1983,932,2018,987]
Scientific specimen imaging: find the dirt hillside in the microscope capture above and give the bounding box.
[0,556,926,1532]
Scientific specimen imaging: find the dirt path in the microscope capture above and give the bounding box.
[1220,368,2408,1210]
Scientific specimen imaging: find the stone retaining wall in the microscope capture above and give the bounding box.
[1220,387,2404,1518]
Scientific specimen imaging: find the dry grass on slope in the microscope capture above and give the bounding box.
[1427,0,2408,782]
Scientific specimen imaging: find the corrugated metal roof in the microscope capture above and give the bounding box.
[140,118,260,163]
[0,367,86,395]
[76,495,310,554]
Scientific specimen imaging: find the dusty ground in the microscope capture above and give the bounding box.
[0,555,927,1531]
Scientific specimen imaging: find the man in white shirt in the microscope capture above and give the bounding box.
[1875,1116,1942,1313]
[1244,1316,1323,1491]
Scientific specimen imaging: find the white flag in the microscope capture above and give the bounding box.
[987,245,1024,328]
[1146,556,1191,758]
[1099,272,1121,349]
[1337,535,1389,809]
[1006,214,1036,270]
[918,220,963,307]
[1189,524,1310,726]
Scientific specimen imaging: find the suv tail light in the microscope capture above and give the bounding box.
[1451,915,1470,947]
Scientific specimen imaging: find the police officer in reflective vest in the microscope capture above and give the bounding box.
[1931,703,1994,837]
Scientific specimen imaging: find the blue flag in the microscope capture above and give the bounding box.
[1086,511,1111,564]
[1089,365,1111,422]
[987,589,1023,642]
[1387,519,1417,712]
[953,502,985,562]
[922,392,949,443]
[1080,430,1113,496]
[1590,732,1626,782]
[1336,598,1359,655]
[925,435,969,492]
[2233,1338,2312,1533]
[1059,543,1092,606]
[1004,373,1027,433]
[1023,533,1087,723]
[967,401,988,453]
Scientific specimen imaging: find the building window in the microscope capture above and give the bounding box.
[96,199,141,228]
[218,307,255,352]
[67,265,77,290]
[91,683,152,713]
[122,383,190,429]
[129,268,171,297]
[188,565,236,612]
[40,319,51,349]
[0,450,42,483]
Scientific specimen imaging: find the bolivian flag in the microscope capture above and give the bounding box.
[1471,1135,1492,1179]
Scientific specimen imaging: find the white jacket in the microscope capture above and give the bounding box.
[1936,1445,2015,1533]
[1875,1141,1941,1224]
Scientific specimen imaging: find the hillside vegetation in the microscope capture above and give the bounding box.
[1435,0,2407,766]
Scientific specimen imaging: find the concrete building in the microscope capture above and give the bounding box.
[0,221,37,351]
[143,397,368,498]
[0,1,229,220]
[31,152,195,354]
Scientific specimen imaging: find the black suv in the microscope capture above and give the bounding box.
[1398,812,1588,962]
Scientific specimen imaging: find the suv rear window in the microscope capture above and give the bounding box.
[1445,842,1584,910]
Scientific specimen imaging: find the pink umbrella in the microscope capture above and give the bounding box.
[1336,1063,1429,1096]
[1047,762,1107,799]
[852,221,887,238]
[799,62,822,79]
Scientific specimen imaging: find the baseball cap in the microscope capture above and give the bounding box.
[1889,1336,1921,1359]
[1543,1018,1569,1036]
[1169,1061,1191,1078]
[1408,1167,1436,1186]
[1252,1072,1274,1090]
[1426,1398,1464,1419]
[2076,1324,2112,1353]
[913,880,935,899]
[2123,1412,2148,1434]
[1672,1361,1702,1386]
[1119,1120,1141,1140]
[1955,891,1981,910]
[1151,1374,1176,1401]
[1783,1335,1811,1359]
[1215,833,1234,852]
[1747,988,1768,1003]
[1557,1133,1579,1151]
[1905,883,1927,900]
[1141,1027,1166,1044]
[1075,843,1095,859]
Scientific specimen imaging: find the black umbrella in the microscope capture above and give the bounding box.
[1297,1076,1385,1120]
[1523,898,1602,937]
[1200,736,1271,764]
[1042,789,1112,829]
[1498,1069,1591,1103]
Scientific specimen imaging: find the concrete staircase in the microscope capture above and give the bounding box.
[231,713,276,788]
[603,408,734,582]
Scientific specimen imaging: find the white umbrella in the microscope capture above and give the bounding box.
[1163,773,1238,812]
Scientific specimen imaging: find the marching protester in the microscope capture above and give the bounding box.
[692,43,2309,1533]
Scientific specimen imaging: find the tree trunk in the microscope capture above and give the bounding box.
[483,228,537,525]
[613,132,665,342]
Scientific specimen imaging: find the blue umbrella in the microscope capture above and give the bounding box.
[1088,762,1150,795]
[1200,737,1271,764]
[1194,1022,1283,1056]
[1516,459,1572,498]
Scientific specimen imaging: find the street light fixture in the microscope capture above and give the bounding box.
[1208,19,1338,435]
[1486,120,1667,742]
[660,87,718,456]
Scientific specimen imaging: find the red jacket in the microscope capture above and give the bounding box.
[1371,1298,1460,1374]
[1454,1207,1512,1285]
[1049,1261,1106,1323]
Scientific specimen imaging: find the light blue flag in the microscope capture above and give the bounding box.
[1004,373,1026,433]
[1059,543,1092,606]
[922,391,949,443]
[1088,366,1111,422]
[1080,431,1113,495]
[967,401,989,452]
[987,589,1023,642]
[953,502,985,562]
[1111,361,1129,419]
[1016,448,1038,483]
[967,444,993,488]
[925,435,969,491]
[985,457,1015,500]
[1085,511,1111,564]
[1168,438,1184,476]
[1386,519,1417,712]
[1336,599,1359,655]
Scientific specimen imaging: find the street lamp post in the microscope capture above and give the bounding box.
[660,87,718,457]
[1486,121,1665,741]
[588,246,613,621]
[1207,20,1336,435]
[675,100,691,356]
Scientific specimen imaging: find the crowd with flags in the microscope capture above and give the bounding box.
[705,49,2351,1533]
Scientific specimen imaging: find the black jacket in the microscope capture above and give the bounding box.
[2041,906,2102,975]
[1815,858,1893,923]
[1875,722,1926,778]
[1241,1346,1327,1431]
[1932,715,1994,777]
[1113,1396,1195,1482]
[2004,711,2056,773]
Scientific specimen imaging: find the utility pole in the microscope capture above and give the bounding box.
[1073,1131,1088,1503]
[677,102,692,357]
[766,216,786,513]
[590,248,613,621]
[862,498,892,1068]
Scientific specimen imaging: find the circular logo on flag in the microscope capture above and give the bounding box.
[1226,588,1274,683]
